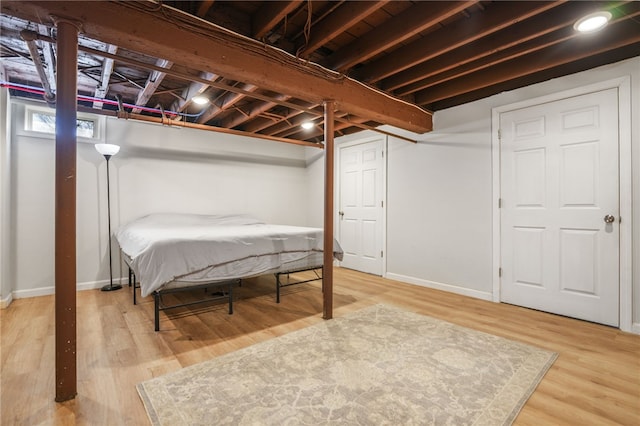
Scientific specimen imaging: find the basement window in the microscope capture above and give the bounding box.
[23,105,104,141]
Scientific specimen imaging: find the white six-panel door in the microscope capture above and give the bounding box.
[338,138,384,276]
[500,88,619,326]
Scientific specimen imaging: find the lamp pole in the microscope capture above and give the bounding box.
[95,144,122,291]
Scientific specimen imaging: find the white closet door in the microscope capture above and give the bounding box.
[338,138,384,276]
[500,88,619,326]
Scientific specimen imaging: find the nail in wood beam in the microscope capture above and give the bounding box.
[323,100,335,320]
[53,17,78,403]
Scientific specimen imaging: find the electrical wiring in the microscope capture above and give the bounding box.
[0,81,207,119]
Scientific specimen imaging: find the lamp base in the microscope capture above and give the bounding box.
[101,283,123,292]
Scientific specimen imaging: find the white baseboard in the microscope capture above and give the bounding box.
[11,278,127,300]
[631,322,640,335]
[385,272,494,302]
[0,292,13,309]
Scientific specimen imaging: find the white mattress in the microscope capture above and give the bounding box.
[116,213,342,297]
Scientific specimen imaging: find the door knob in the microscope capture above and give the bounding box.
[339,211,344,218]
[604,214,616,224]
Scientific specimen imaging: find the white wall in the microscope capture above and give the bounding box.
[307,56,640,331]
[0,65,13,307]
[6,100,312,298]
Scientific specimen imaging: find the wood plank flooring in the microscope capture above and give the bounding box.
[1,268,639,425]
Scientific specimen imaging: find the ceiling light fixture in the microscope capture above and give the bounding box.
[301,121,314,130]
[192,95,209,105]
[574,11,612,33]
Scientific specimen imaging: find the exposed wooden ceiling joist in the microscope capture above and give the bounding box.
[322,1,474,71]
[2,0,432,134]
[386,0,617,95]
[355,1,563,83]
[296,1,389,58]
[92,44,117,109]
[415,18,640,106]
[252,0,302,40]
[131,58,173,113]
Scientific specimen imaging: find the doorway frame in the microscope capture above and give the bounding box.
[491,76,632,332]
[335,135,388,277]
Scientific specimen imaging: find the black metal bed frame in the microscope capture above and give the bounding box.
[128,264,324,331]
[129,268,236,331]
[275,267,322,303]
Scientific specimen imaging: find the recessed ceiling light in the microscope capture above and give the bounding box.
[192,95,209,105]
[574,11,612,33]
[301,121,314,130]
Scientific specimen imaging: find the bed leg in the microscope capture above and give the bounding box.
[276,273,281,303]
[154,292,160,332]
[133,274,138,306]
[228,281,234,315]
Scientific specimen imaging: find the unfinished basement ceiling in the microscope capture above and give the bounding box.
[1,1,639,144]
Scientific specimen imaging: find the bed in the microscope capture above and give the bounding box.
[116,213,343,330]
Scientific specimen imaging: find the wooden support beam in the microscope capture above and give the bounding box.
[37,24,56,93]
[253,0,302,39]
[53,17,78,403]
[219,94,292,129]
[385,1,628,94]
[93,44,117,109]
[355,1,561,83]
[0,1,432,134]
[19,30,55,102]
[297,1,388,58]
[170,71,218,117]
[323,1,473,71]
[197,83,257,124]
[415,18,640,106]
[78,105,323,149]
[131,58,173,113]
[196,0,215,18]
[323,100,335,320]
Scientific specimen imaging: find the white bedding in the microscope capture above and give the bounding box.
[116,213,343,297]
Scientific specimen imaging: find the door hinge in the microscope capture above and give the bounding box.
[381,250,383,258]
[498,129,502,140]
[499,267,502,277]
[381,200,384,207]
[498,198,502,208]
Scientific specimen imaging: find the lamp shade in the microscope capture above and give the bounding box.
[95,143,120,157]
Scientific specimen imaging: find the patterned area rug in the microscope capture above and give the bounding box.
[138,304,557,425]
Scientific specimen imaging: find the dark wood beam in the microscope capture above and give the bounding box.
[253,0,302,39]
[401,28,576,97]
[131,58,172,113]
[243,100,317,133]
[93,44,117,109]
[415,19,640,106]
[396,4,640,98]
[323,100,335,320]
[196,0,214,18]
[54,17,78,403]
[385,1,619,94]
[220,94,292,129]
[355,1,562,83]
[426,43,640,112]
[197,83,257,124]
[170,71,218,117]
[322,1,473,71]
[296,1,389,58]
[1,1,432,134]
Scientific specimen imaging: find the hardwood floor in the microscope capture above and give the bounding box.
[1,268,639,425]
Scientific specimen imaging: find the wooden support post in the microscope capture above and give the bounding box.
[54,18,78,402]
[323,100,335,320]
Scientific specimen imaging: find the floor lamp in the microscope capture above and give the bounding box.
[95,143,122,291]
